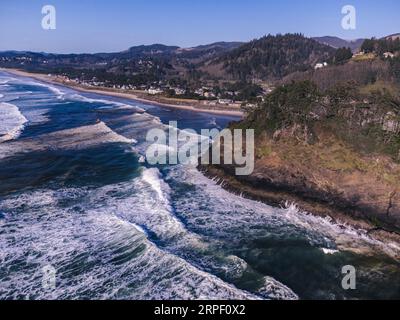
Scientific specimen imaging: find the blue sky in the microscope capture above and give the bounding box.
[0,0,399,53]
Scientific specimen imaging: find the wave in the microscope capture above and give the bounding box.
[0,102,28,142]
[0,78,301,299]
[0,187,260,300]
[281,202,400,258]
[0,94,4,99]
[142,168,168,201]
[69,93,145,113]
[1,77,64,99]
[36,82,65,98]
[21,108,50,125]
[321,248,340,255]
[92,168,299,300]
[0,122,136,159]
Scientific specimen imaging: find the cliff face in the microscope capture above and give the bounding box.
[200,81,400,235]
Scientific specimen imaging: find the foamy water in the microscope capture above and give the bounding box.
[0,71,399,300]
[0,102,28,142]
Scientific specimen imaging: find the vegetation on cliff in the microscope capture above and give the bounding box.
[217,79,400,232]
[242,80,400,158]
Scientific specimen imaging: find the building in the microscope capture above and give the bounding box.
[218,99,233,105]
[173,88,186,95]
[195,88,204,96]
[204,92,216,98]
[148,88,163,95]
[314,62,328,70]
[383,52,395,59]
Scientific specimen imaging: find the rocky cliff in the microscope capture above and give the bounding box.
[200,80,400,240]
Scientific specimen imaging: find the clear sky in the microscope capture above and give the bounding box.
[0,0,399,53]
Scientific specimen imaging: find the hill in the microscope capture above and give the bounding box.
[384,33,400,41]
[176,42,243,62]
[313,36,364,52]
[204,34,336,81]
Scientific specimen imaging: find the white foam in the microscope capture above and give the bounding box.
[22,108,50,125]
[138,155,146,163]
[0,187,259,300]
[116,104,146,113]
[142,168,167,200]
[131,223,147,235]
[23,81,65,99]
[0,122,135,159]
[321,248,339,255]
[281,202,400,258]
[0,94,4,98]
[69,93,145,113]
[0,102,28,142]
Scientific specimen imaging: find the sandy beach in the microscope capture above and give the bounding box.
[1,68,243,117]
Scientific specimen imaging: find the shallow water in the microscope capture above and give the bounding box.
[0,71,399,300]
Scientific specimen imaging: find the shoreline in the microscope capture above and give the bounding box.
[199,164,400,256]
[4,68,400,255]
[1,68,244,117]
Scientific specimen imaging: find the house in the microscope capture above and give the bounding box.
[383,52,395,59]
[173,88,186,95]
[314,62,328,70]
[194,88,204,96]
[245,103,257,108]
[218,99,233,105]
[202,100,218,106]
[148,88,163,95]
[204,92,216,98]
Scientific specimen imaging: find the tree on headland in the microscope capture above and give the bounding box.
[334,47,353,64]
[361,37,400,55]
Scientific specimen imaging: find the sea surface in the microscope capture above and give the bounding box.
[0,71,399,300]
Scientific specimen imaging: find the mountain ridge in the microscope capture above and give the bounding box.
[312,36,365,52]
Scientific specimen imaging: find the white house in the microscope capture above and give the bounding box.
[204,92,216,98]
[383,52,395,59]
[314,62,328,70]
[174,88,186,95]
[148,88,163,95]
[195,88,204,96]
[218,99,233,105]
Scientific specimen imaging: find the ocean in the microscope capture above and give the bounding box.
[0,71,399,300]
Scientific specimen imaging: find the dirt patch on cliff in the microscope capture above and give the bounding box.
[199,131,400,246]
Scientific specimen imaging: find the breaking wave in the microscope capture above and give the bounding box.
[0,102,28,142]
[0,121,135,160]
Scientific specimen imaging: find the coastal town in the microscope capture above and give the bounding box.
[42,73,273,112]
